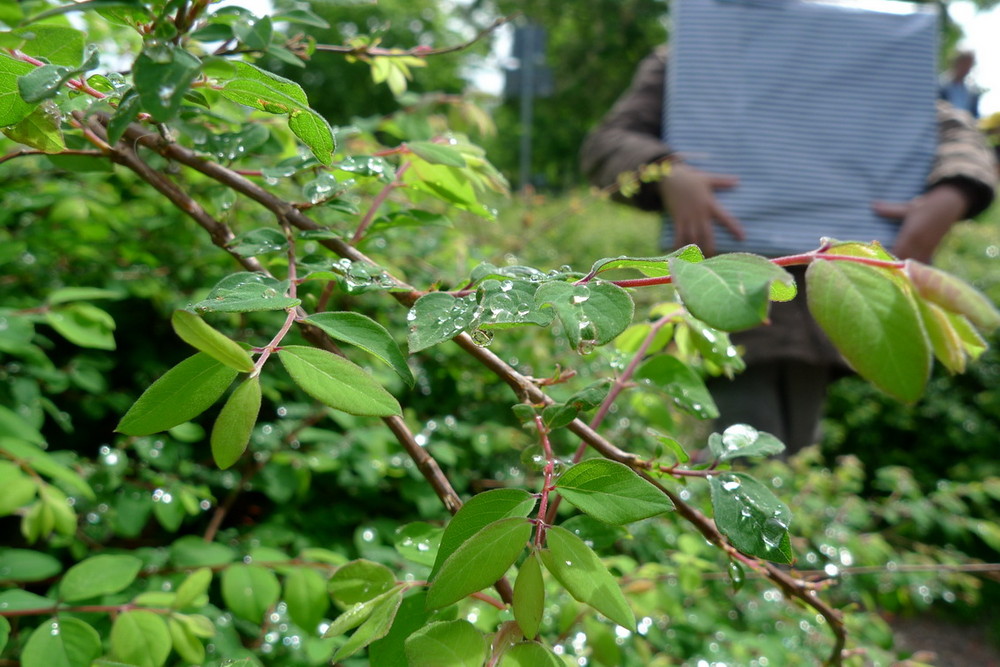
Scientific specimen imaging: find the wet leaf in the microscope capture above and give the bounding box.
[407,292,478,353]
[221,564,281,623]
[133,47,201,122]
[192,272,299,313]
[635,354,718,419]
[0,54,37,126]
[707,424,785,461]
[404,620,486,667]
[534,281,634,351]
[709,472,793,563]
[331,588,403,660]
[328,559,396,605]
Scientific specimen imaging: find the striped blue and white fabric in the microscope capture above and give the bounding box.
[663,0,939,257]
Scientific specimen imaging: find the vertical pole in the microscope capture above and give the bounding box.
[518,27,536,193]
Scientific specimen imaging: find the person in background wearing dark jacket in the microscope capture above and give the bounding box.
[580,48,998,452]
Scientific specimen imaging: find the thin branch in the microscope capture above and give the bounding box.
[0,149,105,165]
[314,15,516,59]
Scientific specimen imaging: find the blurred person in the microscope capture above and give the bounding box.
[940,50,982,118]
[580,44,997,452]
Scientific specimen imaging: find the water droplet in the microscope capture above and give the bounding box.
[500,280,514,292]
[261,287,278,299]
[470,329,494,347]
[721,479,741,491]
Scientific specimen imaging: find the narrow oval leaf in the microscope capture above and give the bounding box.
[284,567,330,633]
[513,551,544,639]
[916,299,967,374]
[407,141,467,167]
[116,353,238,436]
[709,472,793,564]
[324,585,403,638]
[669,253,794,331]
[404,620,486,667]
[167,616,205,665]
[60,554,142,602]
[21,618,101,667]
[806,259,930,402]
[0,548,62,582]
[171,310,254,372]
[555,459,673,526]
[539,525,635,631]
[904,259,1000,333]
[220,564,281,623]
[305,312,414,387]
[279,345,401,417]
[0,437,94,501]
[110,610,172,667]
[211,376,262,469]
[331,589,403,661]
[426,517,531,610]
[173,567,212,610]
[45,303,116,350]
[431,488,537,578]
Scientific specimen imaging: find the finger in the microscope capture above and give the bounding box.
[712,204,745,241]
[872,200,911,219]
[707,174,740,190]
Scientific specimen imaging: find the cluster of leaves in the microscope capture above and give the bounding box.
[2,1,1000,667]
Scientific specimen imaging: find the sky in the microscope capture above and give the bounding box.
[948,0,1000,117]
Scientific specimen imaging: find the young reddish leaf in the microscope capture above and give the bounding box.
[210,376,262,470]
[905,259,1000,333]
[555,459,674,525]
[916,299,968,374]
[513,551,544,639]
[171,310,254,372]
[431,488,536,578]
[110,610,172,667]
[426,517,531,610]
[278,345,401,417]
[305,311,414,387]
[116,353,238,436]
[806,259,931,403]
[404,620,486,667]
[539,525,635,631]
[709,472,793,564]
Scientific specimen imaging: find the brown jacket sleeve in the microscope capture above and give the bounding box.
[930,101,997,219]
[579,48,671,211]
[581,50,997,218]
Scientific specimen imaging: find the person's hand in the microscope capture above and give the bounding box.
[657,163,743,256]
[872,184,970,263]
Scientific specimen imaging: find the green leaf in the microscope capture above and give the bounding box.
[133,47,201,122]
[590,246,704,278]
[0,438,94,500]
[221,564,281,623]
[917,299,968,373]
[0,548,61,582]
[534,281,634,352]
[170,536,237,568]
[513,551,544,639]
[171,310,255,372]
[807,259,931,402]
[60,554,143,602]
[305,312,414,387]
[279,345,401,417]
[904,259,1000,333]
[328,559,397,605]
[498,642,564,667]
[474,279,554,330]
[17,63,80,104]
[406,292,478,353]
[404,158,494,219]
[173,567,212,609]
[1,102,64,152]
[682,316,745,374]
[408,141,467,167]
[426,517,531,610]
[167,616,205,664]
[707,424,785,461]
[211,376,262,469]
[331,588,403,660]
[192,272,300,313]
[288,108,336,165]
[0,589,56,611]
[555,459,673,525]
[11,26,85,67]
[368,592,431,665]
[106,90,140,145]
[324,585,403,638]
[0,616,8,655]
[285,567,330,633]
[404,620,486,667]
[394,522,442,567]
[229,227,289,257]
[116,353,238,436]
[539,525,635,630]
[431,488,536,578]
[110,610,172,667]
[670,253,794,331]
[634,355,718,419]
[709,472,793,563]
[234,16,273,50]
[45,303,116,350]
[0,403,45,444]
[21,618,101,667]
[45,287,123,305]
[0,54,37,126]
